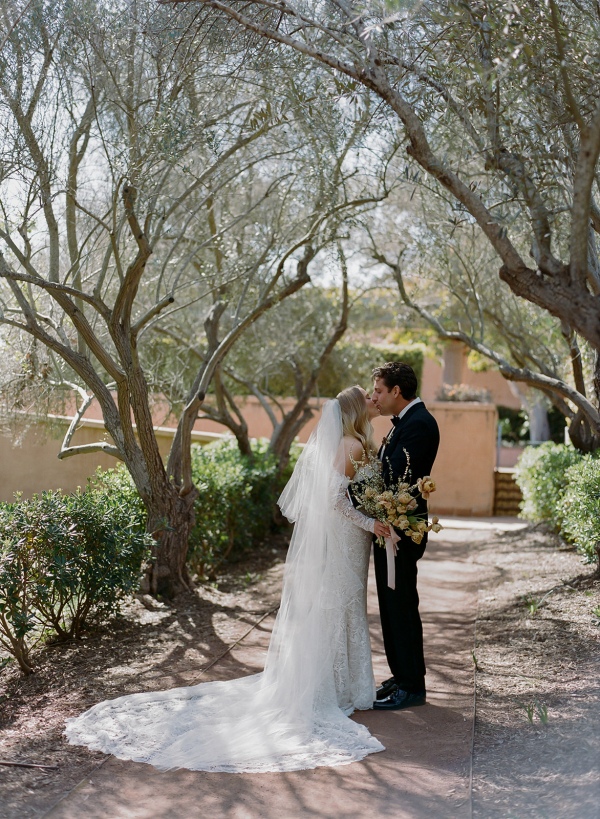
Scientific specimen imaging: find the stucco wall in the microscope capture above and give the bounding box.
[420,356,522,410]
[0,400,497,515]
[289,401,498,517]
[423,402,498,516]
[0,419,221,503]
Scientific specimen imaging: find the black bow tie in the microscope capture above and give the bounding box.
[391,415,401,427]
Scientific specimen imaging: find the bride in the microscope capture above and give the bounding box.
[65,386,389,772]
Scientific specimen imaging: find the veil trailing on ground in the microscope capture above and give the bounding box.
[65,400,383,773]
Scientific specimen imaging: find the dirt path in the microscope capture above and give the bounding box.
[468,524,600,819]
[36,534,479,819]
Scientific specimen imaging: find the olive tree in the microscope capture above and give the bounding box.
[0,1,365,595]
[363,182,599,450]
[180,0,600,437]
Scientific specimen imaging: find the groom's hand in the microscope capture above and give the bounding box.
[374,521,391,538]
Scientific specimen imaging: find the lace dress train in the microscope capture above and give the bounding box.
[65,403,384,773]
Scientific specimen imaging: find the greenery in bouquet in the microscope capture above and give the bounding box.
[349,450,441,546]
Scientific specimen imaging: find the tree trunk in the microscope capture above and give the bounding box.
[568,410,600,454]
[270,405,315,473]
[140,486,198,598]
[233,427,253,457]
[594,351,600,411]
[529,399,551,443]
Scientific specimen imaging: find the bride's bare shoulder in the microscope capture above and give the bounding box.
[342,434,363,449]
[342,435,367,463]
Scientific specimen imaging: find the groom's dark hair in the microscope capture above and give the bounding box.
[372,361,418,400]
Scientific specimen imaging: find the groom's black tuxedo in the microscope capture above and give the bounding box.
[375,400,440,694]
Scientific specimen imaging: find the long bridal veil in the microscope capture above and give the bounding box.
[64,400,384,773]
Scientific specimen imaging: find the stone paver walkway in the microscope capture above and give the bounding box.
[44,527,485,819]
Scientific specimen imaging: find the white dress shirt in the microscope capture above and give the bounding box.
[396,397,422,421]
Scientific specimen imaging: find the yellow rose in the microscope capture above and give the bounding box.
[396,516,410,530]
[410,531,423,544]
[397,492,412,505]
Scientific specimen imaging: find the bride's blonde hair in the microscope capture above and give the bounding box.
[336,385,374,456]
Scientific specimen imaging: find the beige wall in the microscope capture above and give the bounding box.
[0,419,221,503]
[193,398,497,515]
[0,400,497,516]
[203,399,497,516]
[424,402,498,516]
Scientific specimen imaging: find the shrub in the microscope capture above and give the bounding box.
[561,456,600,565]
[0,470,151,674]
[514,442,583,528]
[188,438,295,579]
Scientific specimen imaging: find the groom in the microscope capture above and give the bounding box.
[370,362,440,711]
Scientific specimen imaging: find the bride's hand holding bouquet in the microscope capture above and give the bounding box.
[350,450,443,546]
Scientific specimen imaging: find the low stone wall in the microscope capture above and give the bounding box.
[0,399,497,515]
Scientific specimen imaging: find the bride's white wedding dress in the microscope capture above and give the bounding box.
[64,400,384,772]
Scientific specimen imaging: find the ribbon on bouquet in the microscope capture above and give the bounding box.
[384,528,401,590]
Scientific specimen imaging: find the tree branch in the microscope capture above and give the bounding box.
[570,99,600,289]
[561,323,586,397]
[111,185,152,330]
[0,251,123,381]
[178,390,205,496]
[57,385,94,455]
[224,367,279,429]
[131,295,175,337]
[58,441,124,461]
[549,0,584,130]
[386,254,600,430]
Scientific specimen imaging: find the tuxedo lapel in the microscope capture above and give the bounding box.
[385,402,424,455]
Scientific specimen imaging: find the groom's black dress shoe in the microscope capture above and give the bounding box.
[376,678,399,701]
[373,688,426,711]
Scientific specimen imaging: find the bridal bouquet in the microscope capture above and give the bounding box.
[349,450,442,545]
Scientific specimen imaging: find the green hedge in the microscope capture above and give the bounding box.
[0,442,298,674]
[188,438,296,579]
[0,469,151,674]
[514,442,599,564]
[515,442,583,529]
[562,456,600,564]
